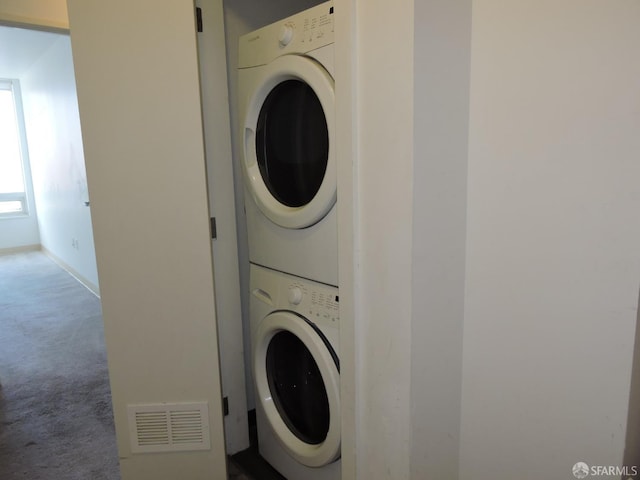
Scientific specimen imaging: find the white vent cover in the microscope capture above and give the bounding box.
[127,402,211,453]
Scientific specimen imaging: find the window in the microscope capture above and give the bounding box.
[0,80,29,217]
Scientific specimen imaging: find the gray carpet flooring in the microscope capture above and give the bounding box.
[0,251,120,479]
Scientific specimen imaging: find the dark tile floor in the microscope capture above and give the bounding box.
[228,459,253,480]
[229,448,284,480]
[228,410,285,480]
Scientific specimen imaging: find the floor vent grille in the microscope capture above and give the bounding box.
[127,402,210,453]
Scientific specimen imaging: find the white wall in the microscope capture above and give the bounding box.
[21,35,99,290]
[461,1,640,478]
[67,0,227,478]
[410,0,471,478]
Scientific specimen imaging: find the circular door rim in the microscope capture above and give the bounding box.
[253,311,341,467]
[243,54,336,229]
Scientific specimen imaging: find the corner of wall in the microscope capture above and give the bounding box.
[623,289,640,468]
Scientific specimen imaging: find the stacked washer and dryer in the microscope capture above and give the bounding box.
[237,2,341,480]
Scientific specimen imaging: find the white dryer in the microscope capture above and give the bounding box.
[250,264,341,480]
[238,1,337,286]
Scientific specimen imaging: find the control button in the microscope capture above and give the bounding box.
[288,287,303,305]
[279,24,294,47]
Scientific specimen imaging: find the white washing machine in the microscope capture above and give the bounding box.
[250,263,341,479]
[238,1,337,286]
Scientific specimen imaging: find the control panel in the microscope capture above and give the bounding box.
[250,264,339,329]
[238,1,334,68]
[286,277,339,327]
[277,4,334,49]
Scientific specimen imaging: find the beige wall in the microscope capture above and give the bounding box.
[11,1,638,479]
[339,1,639,479]
[196,0,249,455]
[462,0,640,477]
[0,0,68,30]
[66,0,227,479]
[624,293,640,468]
[347,0,415,478]
[410,0,471,478]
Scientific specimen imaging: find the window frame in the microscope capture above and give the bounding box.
[0,79,31,219]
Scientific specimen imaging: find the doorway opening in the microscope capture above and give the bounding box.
[0,24,119,479]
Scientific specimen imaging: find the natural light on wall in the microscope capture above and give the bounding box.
[0,80,28,216]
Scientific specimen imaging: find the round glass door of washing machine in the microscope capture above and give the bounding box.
[242,54,335,229]
[253,311,341,467]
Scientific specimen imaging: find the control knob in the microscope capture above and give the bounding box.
[288,287,303,305]
[279,24,294,47]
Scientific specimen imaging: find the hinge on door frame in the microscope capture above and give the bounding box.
[210,217,217,239]
[196,7,203,32]
[223,396,229,416]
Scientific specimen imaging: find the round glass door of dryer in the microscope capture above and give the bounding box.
[256,80,329,209]
[243,55,335,229]
[253,311,340,467]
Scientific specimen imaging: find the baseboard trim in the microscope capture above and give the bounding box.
[0,244,41,256]
[41,247,100,298]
